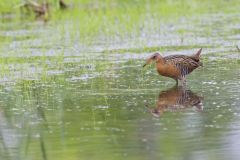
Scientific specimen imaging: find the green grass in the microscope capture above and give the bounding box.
[53,0,240,35]
[1,0,240,39]
[0,0,239,81]
[0,2,239,160]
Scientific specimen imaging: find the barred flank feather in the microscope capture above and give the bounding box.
[164,54,202,78]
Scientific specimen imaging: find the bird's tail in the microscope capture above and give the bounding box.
[190,48,203,66]
[195,48,202,58]
[191,48,202,61]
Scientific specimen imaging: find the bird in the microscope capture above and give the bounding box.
[145,86,204,117]
[143,48,202,85]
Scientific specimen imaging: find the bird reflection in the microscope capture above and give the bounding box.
[146,86,204,117]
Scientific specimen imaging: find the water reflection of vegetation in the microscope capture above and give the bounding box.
[0,0,240,159]
[0,81,55,160]
[0,58,239,159]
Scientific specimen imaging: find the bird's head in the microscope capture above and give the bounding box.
[143,52,161,67]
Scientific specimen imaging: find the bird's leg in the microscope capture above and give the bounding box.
[175,79,178,86]
[181,77,186,86]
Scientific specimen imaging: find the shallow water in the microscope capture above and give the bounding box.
[0,3,240,160]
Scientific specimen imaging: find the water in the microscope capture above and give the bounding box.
[0,2,240,160]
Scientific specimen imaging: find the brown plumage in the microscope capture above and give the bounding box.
[143,48,202,85]
[145,86,204,117]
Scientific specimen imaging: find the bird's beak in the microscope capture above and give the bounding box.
[143,59,152,68]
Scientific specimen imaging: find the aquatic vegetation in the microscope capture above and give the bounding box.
[0,0,240,160]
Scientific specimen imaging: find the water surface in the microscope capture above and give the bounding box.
[0,1,240,160]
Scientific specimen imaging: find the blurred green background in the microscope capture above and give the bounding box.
[0,1,240,160]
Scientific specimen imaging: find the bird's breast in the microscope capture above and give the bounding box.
[156,63,180,79]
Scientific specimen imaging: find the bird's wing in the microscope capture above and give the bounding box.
[164,55,201,77]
